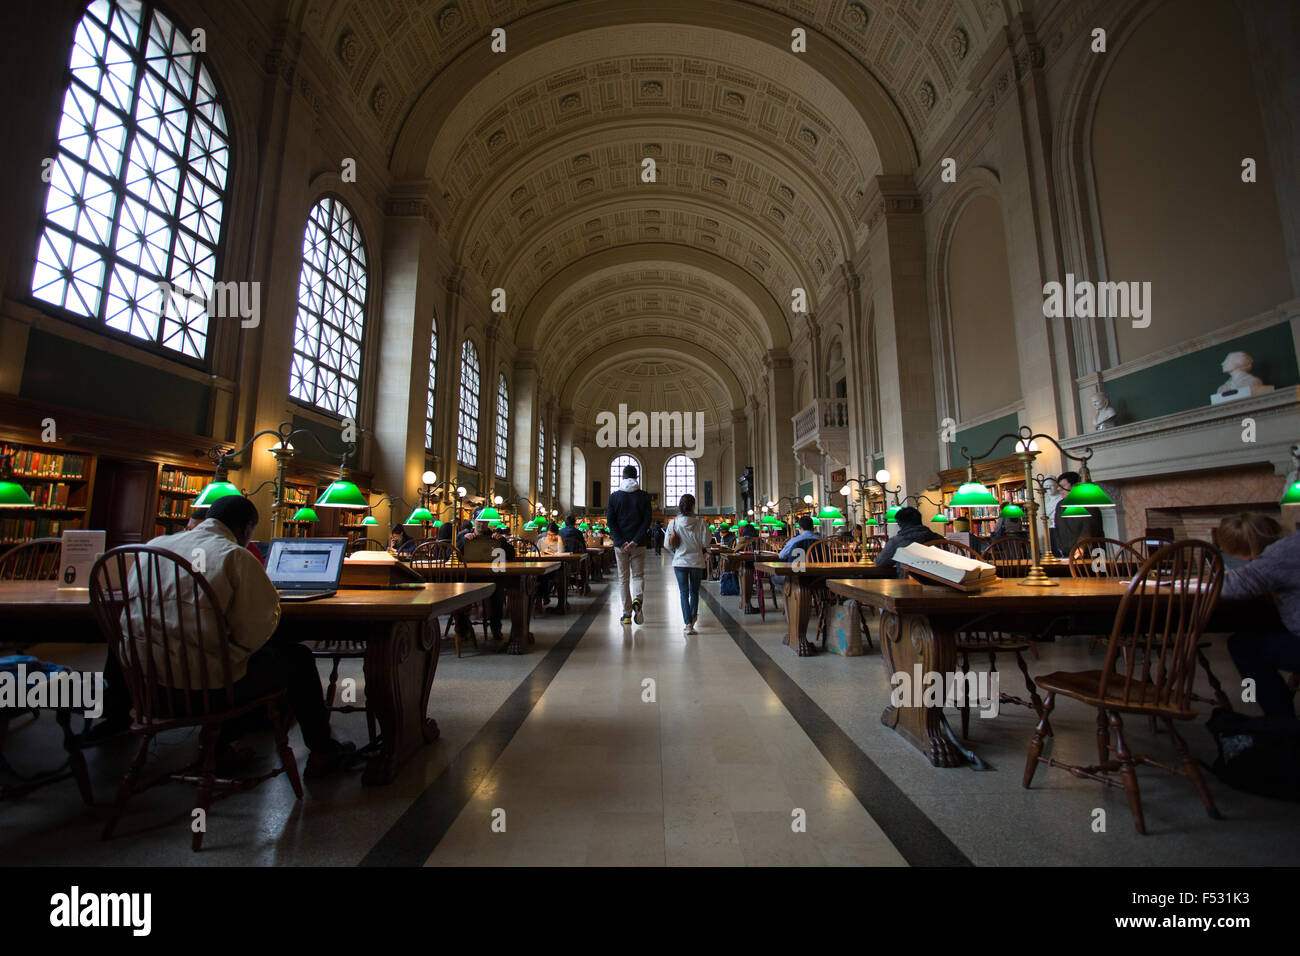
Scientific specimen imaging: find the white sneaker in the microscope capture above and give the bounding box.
[686,622,698,635]
[683,625,692,636]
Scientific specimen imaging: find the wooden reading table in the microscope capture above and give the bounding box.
[0,580,493,785]
[754,561,897,656]
[826,577,1279,770]
[458,561,561,654]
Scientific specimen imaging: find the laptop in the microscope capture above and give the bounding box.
[265,537,347,601]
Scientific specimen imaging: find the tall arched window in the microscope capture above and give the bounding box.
[32,0,230,359]
[572,448,587,507]
[290,196,368,419]
[457,339,480,467]
[551,432,558,500]
[664,454,697,508]
[494,373,509,479]
[537,418,546,494]
[425,320,438,450]
[610,454,640,492]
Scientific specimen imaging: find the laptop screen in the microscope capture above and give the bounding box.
[265,538,347,589]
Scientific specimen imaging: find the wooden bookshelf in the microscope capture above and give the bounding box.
[938,454,1030,540]
[0,440,95,546]
[153,463,213,537]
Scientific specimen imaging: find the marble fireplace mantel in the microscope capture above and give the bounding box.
[1059,386,1299,482]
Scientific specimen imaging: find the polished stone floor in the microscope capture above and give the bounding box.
[3,556,1298,866]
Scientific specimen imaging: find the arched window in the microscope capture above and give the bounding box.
[572,448,587,507]
[494,373,509,479]
[551,432,558,500]
[425,320,438,450]
[32,0,231,360]
[457,339,480,466]
[610,454,640,493]
[289,196,368,419]
[537,418,546,494]
[664,454,697,508]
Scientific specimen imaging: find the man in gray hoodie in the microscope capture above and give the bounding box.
[607,463,653,625]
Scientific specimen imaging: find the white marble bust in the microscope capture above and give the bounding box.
[1211,351,1272,404]
[1216,352,1264,394]
[1092,391,1117,430]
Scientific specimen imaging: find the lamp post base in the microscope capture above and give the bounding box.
[1019,565,1058,587]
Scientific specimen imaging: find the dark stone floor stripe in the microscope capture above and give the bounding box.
[701,588,972,867]
[359,586,609,867]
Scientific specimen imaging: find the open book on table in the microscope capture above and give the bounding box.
[895,542,998,590]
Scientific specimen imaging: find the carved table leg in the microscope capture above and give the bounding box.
[877,611,968,768]
[506,579,530,655]
[557,564,569,613]
[782,577,817,656]
[362,617,441,786]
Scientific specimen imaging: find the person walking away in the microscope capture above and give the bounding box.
[667,494,710,634]
[607,463,653,625]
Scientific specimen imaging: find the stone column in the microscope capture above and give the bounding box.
[730,407,748,513]
[865,175,940,498]
[766,349,796,501]
[371,183,441,521]
[1235,0,1300,296]
[512,352,538,504]
[558,409,575,513]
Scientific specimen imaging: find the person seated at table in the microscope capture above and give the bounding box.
[389,524,418,555]
[1054,471,1103,558]
[436,520,455,543]
[722,526,738,549]
[1217,514,1300,718]
[458,511,515,638]
[188,506,264,564]
[779,516,819,564]
[560,514,586,555]
[535,522,566,607]
[738,523,760,548]
[874,506,944,572]
[990,510,1028,539]
[113,495,354,775]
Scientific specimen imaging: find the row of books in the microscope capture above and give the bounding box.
[159,469,209,493]
[1,443,87,479]
[158,496,196,518]
[1,516,80,541]
[20,483,80,508]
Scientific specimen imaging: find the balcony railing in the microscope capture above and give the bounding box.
[792,397,849,447]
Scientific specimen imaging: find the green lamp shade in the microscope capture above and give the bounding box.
[579,522,589,530]
[1000,504,1025,519]
[405,507,434,524]
[316,479,368,509]
[1061,481,1114,508]
[930,513,949,524]
[432,520,444,528]
[885,506,900,523]
[1282,481,1300,506]
[362,515,378,526]
[818,505,843,519]
[194,480,241,508]
[291,507,319,522]
[864,518,879,526]
[477,505,503,522]
[949,481,999,508]
[832,518,845,527]
[1060,506,1090,518]
[0,480,35,507]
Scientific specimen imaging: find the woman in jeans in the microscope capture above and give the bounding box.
[668,493,711,635]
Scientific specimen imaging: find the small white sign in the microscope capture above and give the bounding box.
[59,530,105,589]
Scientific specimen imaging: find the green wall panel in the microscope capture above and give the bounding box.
[1104,322,1298,424]
[954,413,1021,462]
[20,330,209,435]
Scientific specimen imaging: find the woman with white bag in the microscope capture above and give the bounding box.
[667,493,711,635]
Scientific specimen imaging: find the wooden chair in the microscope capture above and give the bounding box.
[1023,541,1225,835]
[1072,536,1230,709]
[805,539,871,649]
[88,546,302,851]
[345,537,386,554]
[1126,534,1174,560]
[982,536,1032,578]
[930,538,982,560]
[1068,537,1142,579]
[0,538,61,581]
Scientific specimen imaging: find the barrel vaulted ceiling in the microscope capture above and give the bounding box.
[296,0,1002,423]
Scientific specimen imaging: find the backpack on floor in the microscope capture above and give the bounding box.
[719,571,740,596]
[1205,707,1300,802]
